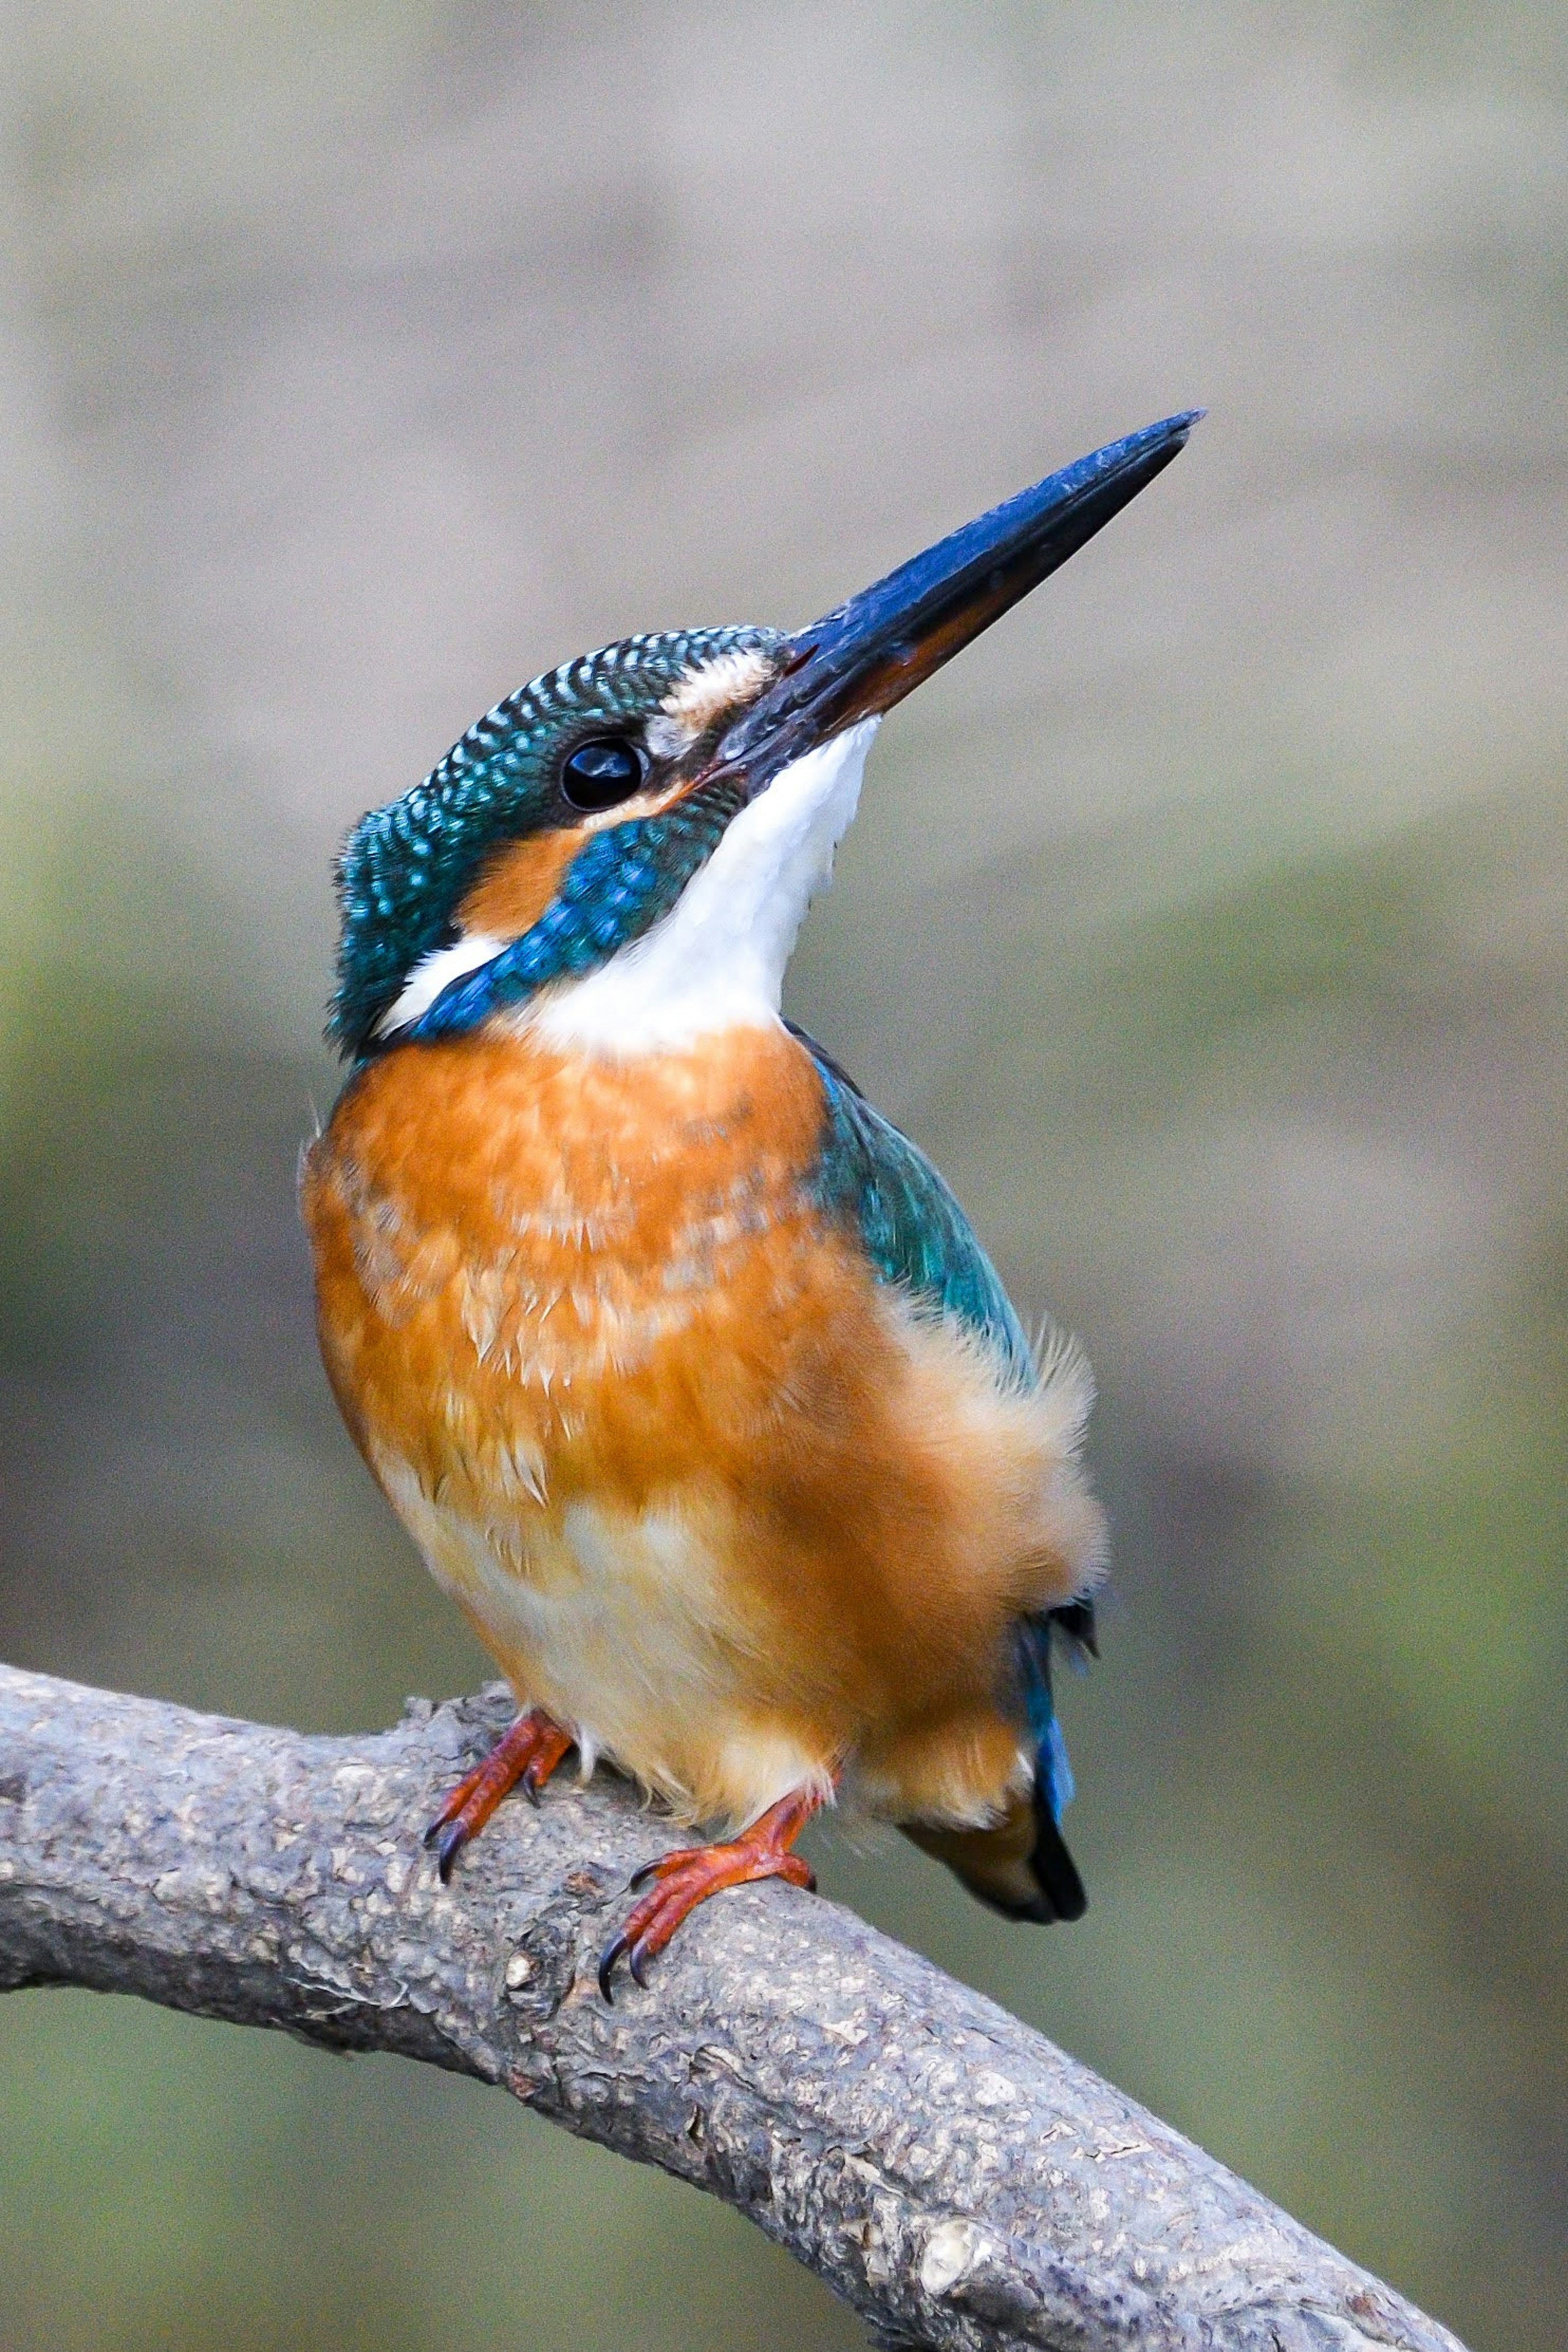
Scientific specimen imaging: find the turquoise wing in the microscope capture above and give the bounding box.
[791,1021,1095,1922]
[788,1022,1035,1386]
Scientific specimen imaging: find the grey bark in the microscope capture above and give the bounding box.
[0,1661,1466,2352]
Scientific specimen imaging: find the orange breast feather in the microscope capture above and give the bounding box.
[301,1020,1095,1831]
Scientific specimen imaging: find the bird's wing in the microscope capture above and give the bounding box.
[786,1021,1035,1385]
[789,1020,1096,1920]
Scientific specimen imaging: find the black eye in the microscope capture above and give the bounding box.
[560,734,646,812]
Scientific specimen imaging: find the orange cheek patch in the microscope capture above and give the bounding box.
[458,829,586,942]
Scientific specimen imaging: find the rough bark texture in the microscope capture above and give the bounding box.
[0,1662,1466,2352]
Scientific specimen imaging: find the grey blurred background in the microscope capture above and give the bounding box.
[2,5,1565,2348]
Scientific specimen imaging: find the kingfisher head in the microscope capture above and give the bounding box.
[330,412,1200,1061]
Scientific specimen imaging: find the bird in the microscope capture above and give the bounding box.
[301,411,1198,1997]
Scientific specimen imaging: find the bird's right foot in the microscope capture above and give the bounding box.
[423,1708,573,1882]
[597,1781,825,2000]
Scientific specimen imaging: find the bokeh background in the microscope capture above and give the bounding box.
[2,5,1565,2347]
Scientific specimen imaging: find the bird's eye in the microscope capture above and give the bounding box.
[560,735,646,812]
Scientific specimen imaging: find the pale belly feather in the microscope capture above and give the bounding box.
[376,1453,832,1828]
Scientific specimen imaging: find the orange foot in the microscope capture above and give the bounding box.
[597,1782,827,2001]
[423,1708,573,1882]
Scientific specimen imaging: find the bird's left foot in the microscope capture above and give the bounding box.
[597,1782,826,2000]
[423,1707,573,1882]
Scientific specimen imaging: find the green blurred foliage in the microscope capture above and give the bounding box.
[3,5,1566,2349]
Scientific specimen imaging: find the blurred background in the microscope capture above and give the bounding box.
[2,4,1565,2347]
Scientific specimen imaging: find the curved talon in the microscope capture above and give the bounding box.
[628,1855,667,1892]
[597,1933,629,2004]
[434,1821,468,1884]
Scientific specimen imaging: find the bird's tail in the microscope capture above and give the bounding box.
[902,1604,1092,1923]
[903,1784,1085,1921]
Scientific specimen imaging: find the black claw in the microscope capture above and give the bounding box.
[597,1933,628,2002]
[628,1858,662,1891]
[435,1822,467,1883]
[803,1868,818,1895]
[521,1773,541,1808]
[628,1944,650,1989]
[421,1810,449,1849]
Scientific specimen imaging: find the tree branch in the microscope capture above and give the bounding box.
[0,1661,1465,2352]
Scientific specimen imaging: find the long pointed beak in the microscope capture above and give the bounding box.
[717,410,1201,793]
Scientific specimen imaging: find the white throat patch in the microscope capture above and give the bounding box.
[530,718,879,1055]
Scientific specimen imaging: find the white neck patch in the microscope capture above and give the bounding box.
[529,718,878,1056]
[377,927,509,1040]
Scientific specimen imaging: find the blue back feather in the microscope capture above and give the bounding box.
[790,1026,1035,1385]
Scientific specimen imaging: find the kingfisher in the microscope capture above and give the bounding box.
[302,412,1198,1996]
